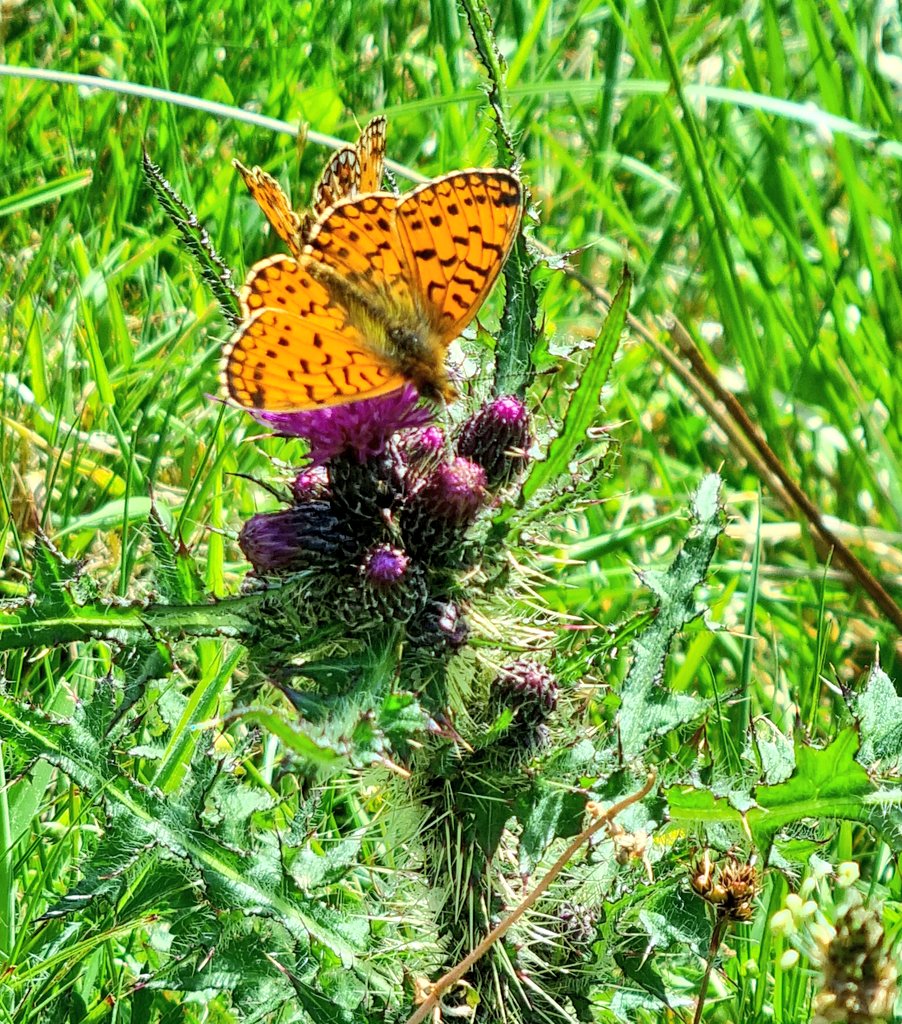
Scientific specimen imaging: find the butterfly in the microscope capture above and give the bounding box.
[234,116,387,257]
[223,168,523,411]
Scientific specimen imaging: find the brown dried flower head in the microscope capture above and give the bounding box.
[690,851,759,923]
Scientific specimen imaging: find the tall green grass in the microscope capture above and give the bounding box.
[1,1,900,1021]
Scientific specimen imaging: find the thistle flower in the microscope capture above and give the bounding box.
[407,598,470,654]
[362,544,411,590]
[494,660,559,726]
[401,456,488,561]
[253,384,432,466]
[292,466,330,502]
[551,902,599,964]
[812,893,898,1024]
[487,660,559,758]
[456,394,532,487]
[400,425,446,467]
[353,543,427,623]
[238,502,355,574]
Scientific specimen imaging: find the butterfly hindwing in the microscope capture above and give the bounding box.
[356,115,387,193]
[225,254,405,409]
[311,146,361,219]
[234,160,304,257]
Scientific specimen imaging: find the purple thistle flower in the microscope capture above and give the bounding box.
[292,466,330,502]
[401,425,446,463]
[456,394,532,487]
[412,457,488,527]
[239,503,354,574]
[361,544,411,590]
[252,385,433,466]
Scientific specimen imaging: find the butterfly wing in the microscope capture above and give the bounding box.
[303,192,420,320]
[224,255,406,410]
[303,171,522,345]
[234,160,304,257]
[356,115,387,193]
[310,145,361,219]
[395,170,523,345]
[309,116,387,220]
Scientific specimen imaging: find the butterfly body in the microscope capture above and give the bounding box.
[225,168,523,412]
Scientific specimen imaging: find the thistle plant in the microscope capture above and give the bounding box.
[3,6,902,1024]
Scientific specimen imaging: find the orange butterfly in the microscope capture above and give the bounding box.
[224,167,523,412]
[234,116,387,257]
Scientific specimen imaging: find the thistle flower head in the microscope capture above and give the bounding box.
[456,394,532,487]
[401,425,446,465]
[362,544,411,590]
[551,902,599,963]
[292,466,330,502]
[494,660,560,725]
[253,385,432,466]
[239,503,355,574]
[407,598,470,654]
[412,457,488,526]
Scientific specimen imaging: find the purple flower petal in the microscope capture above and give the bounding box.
[253,385,433,466]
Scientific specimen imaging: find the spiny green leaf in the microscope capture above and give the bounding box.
[854,660,902,770]
[521,269,631,502]
[515,781,586,874]
[617,473,723,758]
[148,503,205,605]
[667,728,902,851]
[142,149,241,327]
[0,692,366,960]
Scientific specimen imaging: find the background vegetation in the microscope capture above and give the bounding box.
[1,1,900,1022]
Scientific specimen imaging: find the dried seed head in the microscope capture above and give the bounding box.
[690,852,759,923]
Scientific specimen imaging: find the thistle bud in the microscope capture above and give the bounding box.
[415,457,487,524]
[551,902,599,963]
[238,502,354,574]
[494,660,559,726]
[292,466,330,503]
[351,543,427,624]
[362,544,410,590]
[401,457,488,561]
[406,598,470,654]
[456,395,532,487]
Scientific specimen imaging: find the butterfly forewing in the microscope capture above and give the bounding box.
[303,193,420,319]
[396,170,523,344]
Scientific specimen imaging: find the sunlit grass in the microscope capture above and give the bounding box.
[1,1,900,1021]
